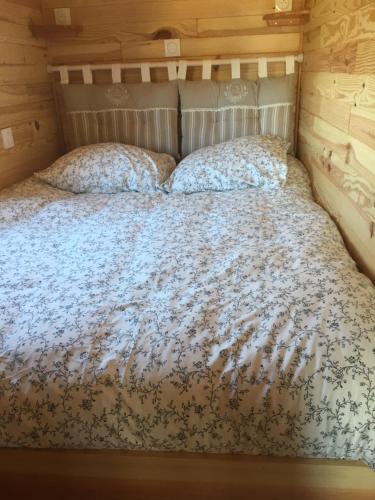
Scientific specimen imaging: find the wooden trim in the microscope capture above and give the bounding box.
[30,24,83,39]
[0,449,374,500]
[294,29,304,153]
[263,10,310,27]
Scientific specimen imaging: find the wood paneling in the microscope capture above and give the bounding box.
[41,0,303,66]
[0,0,61,189]
[299,0,375,281]
[1,449,375,500]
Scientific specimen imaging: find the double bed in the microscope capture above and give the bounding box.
[1,156,374,471]
[1,53,375,498]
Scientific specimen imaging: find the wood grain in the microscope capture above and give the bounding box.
[0,0,61,189]
[299,0,375,281]
[41,0,304,66]
[1,449,375,500]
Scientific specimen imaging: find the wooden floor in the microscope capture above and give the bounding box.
[1,449,375,499]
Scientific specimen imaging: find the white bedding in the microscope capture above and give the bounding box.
[0,157,374,468]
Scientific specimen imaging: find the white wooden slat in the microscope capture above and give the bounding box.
[286,55,295,75]
[177,60,187,80]
[231,59,241,79]
[141,63,151,83]
[202,60,212,80]
[167,62,178,81]
[60,67,69,84]
[111,64,122,84]
[258,58,268,78]
[48,54,304,82]
[82,65,93,84]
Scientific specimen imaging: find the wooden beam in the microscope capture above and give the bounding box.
[0,449,374,500]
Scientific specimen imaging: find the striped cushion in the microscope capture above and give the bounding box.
[179,80,259,157]
[258,74,296,144]
[60,82,179,158]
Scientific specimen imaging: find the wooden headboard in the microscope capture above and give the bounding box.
[49,53,304,155]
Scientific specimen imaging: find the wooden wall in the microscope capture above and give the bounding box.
[298,0,375,281]
[40,0,304,72]
[0,0,61,189]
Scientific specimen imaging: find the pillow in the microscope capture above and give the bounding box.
[258,74,296,143]
[35,143,176,194]
[60,81,179,158]
[163,135,289,194]
[178,79,259,157]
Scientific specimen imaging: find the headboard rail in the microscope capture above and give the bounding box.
[48,54,304,85]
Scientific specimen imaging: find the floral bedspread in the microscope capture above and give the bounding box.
[0,157,374,468]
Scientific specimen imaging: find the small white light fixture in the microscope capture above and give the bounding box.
[164,39,181,58]
[54,8,72,26]
[1,128,15,150]
[275,0,293,12]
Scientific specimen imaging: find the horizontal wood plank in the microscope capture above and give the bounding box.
[1,449,375,500]
[299,0,375,281]
[0,0,60,189]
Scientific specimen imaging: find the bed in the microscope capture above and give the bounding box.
[1,51,375,497]
[1,155,374,472]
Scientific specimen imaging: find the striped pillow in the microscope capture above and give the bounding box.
[258,74,296,144]
[179,80,259,157]
[60,82,179,158]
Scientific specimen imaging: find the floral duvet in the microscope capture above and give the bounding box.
[0,157,374,468]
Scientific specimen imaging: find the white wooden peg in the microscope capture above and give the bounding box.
[111,64,122,84]
[258,58,268,78]
[231,59,241,79]
[177,61,187,80]
[60,67,69,84]
[286,55,295,75]
[202,60,212,80]
[141,63,151,83]
[167,62,178,81]
[82,65,93,84]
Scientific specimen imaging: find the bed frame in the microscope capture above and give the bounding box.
[48,53,304,155]
[3,54,373,497]
[1,449,374,499]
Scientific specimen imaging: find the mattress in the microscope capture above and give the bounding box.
[0,157,374,468]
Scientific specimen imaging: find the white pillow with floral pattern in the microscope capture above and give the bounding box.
[35,143,176,194]
[164,135,289,194]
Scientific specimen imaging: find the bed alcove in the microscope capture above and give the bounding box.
[0,0,374,498]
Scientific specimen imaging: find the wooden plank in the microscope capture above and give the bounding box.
[299,123,375,219]
[0,115,58,153]
[0,0,43,25]
[197,16,301,37]
[0,449,375,500]
[300,83,352,133]
[305,0,373,32]
[349,106,375,150]
[0,0,61,190]
[0,20,46,47]
[0,136,60,189]
[300,0,375,281]
[40,19,198,43]
[320,4,375,48]
[0,82,53,108]
[0,99,56,129]
[302,41,370,74]
[0,64,49,85]
[299,108,375,184]
[42,0,305,16]
[48,42,122,65]
[355,39,375,73]
[0,42,47,65]
[298,143,375,281]
[118,33,301,62]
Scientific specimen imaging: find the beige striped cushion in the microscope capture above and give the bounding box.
[258,74,296,144]
[60,82,179,158]
[179,80,259,157]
